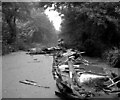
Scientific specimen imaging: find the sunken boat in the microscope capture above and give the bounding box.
[52,49,120,99]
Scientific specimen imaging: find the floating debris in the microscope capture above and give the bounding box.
[19,80,50,89]
[25,79,37,83]
[26,47,62,55]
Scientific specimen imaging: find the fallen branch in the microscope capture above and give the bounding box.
[107,80,120,88]
[19,80,50,88]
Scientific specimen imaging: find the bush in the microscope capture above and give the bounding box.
[83,39,105,57]
[2,40,31,55]
[102,47,120,68]
[14,40,27,51]
[2,42,14,55]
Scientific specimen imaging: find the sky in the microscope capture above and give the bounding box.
[44,5,62,32]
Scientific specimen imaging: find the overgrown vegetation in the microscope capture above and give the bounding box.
[2,2,57,55]
[102,47,120,68]
[57,3,120,56]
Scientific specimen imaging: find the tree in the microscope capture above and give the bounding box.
[2,2,32,44]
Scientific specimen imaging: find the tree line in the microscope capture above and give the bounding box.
[2,2,120,67]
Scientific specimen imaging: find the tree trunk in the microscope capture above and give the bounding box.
[6,14,16,44]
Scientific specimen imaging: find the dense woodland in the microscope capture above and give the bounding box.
[2,2,57,55]
[2,2,120,68]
